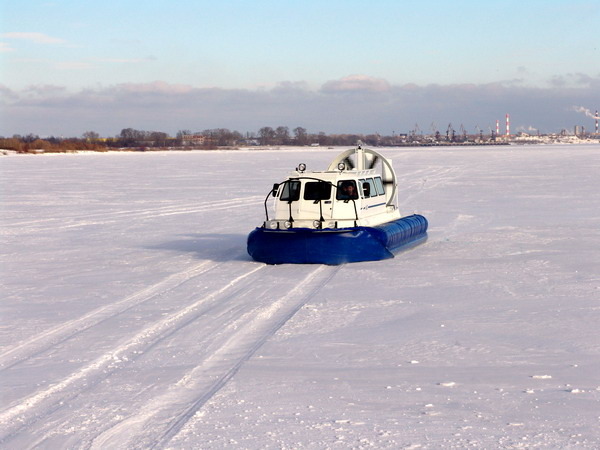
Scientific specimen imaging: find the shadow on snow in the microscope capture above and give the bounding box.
[147,233,253,262]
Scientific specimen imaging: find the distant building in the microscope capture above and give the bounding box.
[182,134,207,146]
[239,138,259,146]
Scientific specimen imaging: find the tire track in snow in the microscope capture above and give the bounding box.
[0,263,266,443]
[397,165,461,206]
[88,265,340,450]
[10,196,264,226]
[2,196,264,235]
[0,256,236,371]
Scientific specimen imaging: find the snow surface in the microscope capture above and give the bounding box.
[1,145,600,449]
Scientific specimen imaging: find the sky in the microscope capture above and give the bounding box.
[1,0,599,137]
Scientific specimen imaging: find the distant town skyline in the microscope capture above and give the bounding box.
[1,0,599,136]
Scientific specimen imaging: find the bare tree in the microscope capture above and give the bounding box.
[275,126,290,145]
[82,131,100,141]
[258,127,276,145]
[293,127,308,145]
[150,132,168,147]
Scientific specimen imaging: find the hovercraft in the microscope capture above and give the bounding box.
[247,143,428,264]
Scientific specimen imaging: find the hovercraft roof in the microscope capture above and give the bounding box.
[287,143,398,207]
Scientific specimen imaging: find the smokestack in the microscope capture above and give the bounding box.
[596,110,599,134]
[496,120,500,136]
[506,113,510,136]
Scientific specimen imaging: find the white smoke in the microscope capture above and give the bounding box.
[572,106,597,118]
[516,125,538,133]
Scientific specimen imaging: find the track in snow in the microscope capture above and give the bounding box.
[0,258,222,371]
[3,196,264,236]
[0,259,339,449]
[91,264,340,450]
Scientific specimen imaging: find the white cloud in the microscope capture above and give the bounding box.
[96,56,157,64]
[321,75,391,93]
[112,81,194,94]
[0,84,19,101]
[23,84,67,96]
[1,32,67,45]
[0,42,16,53]
[55,61,95,70]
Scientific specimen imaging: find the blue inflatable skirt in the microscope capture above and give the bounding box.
[247,214,428,265]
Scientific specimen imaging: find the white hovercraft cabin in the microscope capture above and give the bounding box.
[264,144,401,230]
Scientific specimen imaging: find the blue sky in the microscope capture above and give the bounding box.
[1,0,599,136]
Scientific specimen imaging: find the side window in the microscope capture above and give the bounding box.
[374,177,385,196]
[336,180,358,200]
[304,182,332,201]
[272,183,280,197]
[359,178,376,198]
[280,180,301,201]
[358,178,367,198]
[365,178,376,197]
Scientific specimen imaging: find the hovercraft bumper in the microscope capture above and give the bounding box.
[247,214,428,265]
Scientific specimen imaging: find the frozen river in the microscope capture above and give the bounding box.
[1,144,600,448]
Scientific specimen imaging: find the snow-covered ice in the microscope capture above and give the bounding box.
[1,145,599,448]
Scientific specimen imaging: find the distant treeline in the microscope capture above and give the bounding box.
[1,127,399,153]
[0,135,109,153]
